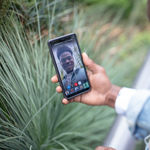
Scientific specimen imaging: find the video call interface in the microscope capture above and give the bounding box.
[52,37,90,97]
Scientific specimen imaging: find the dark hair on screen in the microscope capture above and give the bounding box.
[57,45,73,60]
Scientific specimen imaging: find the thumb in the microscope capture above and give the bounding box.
[82,52,100,73]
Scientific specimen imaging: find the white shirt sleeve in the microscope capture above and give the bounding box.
[115,87,136,115]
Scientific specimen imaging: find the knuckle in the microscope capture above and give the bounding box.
[99,66,105,73]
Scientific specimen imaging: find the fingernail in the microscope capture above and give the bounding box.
[62,99,66,104]
[51,77,54,81]
[83,52,88,58]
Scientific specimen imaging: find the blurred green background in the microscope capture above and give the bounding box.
[0,0,150,149]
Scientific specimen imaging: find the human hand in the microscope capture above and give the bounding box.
[95,146,116,150]
[51,53,120,107]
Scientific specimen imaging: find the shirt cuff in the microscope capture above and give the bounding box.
[115,87,136,115]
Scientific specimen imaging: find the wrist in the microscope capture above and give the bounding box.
[105,85,121,108]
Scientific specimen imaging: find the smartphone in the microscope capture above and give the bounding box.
[48,33,91,100]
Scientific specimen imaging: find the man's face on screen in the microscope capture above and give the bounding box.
[60,51,74,74]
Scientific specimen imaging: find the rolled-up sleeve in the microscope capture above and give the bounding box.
[126,90,150,139]
[115,89,150,140]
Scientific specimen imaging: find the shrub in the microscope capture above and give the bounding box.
[0,17,115,149]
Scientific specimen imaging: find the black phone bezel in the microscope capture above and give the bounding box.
[48,33,91,100]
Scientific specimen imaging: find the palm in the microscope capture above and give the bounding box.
[73,70,111,106]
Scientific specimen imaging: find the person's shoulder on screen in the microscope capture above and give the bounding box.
[74,68,86,80]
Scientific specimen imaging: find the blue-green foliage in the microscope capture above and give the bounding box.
[0,17,115,149]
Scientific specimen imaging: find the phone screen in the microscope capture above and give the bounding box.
[48,33,90,99]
